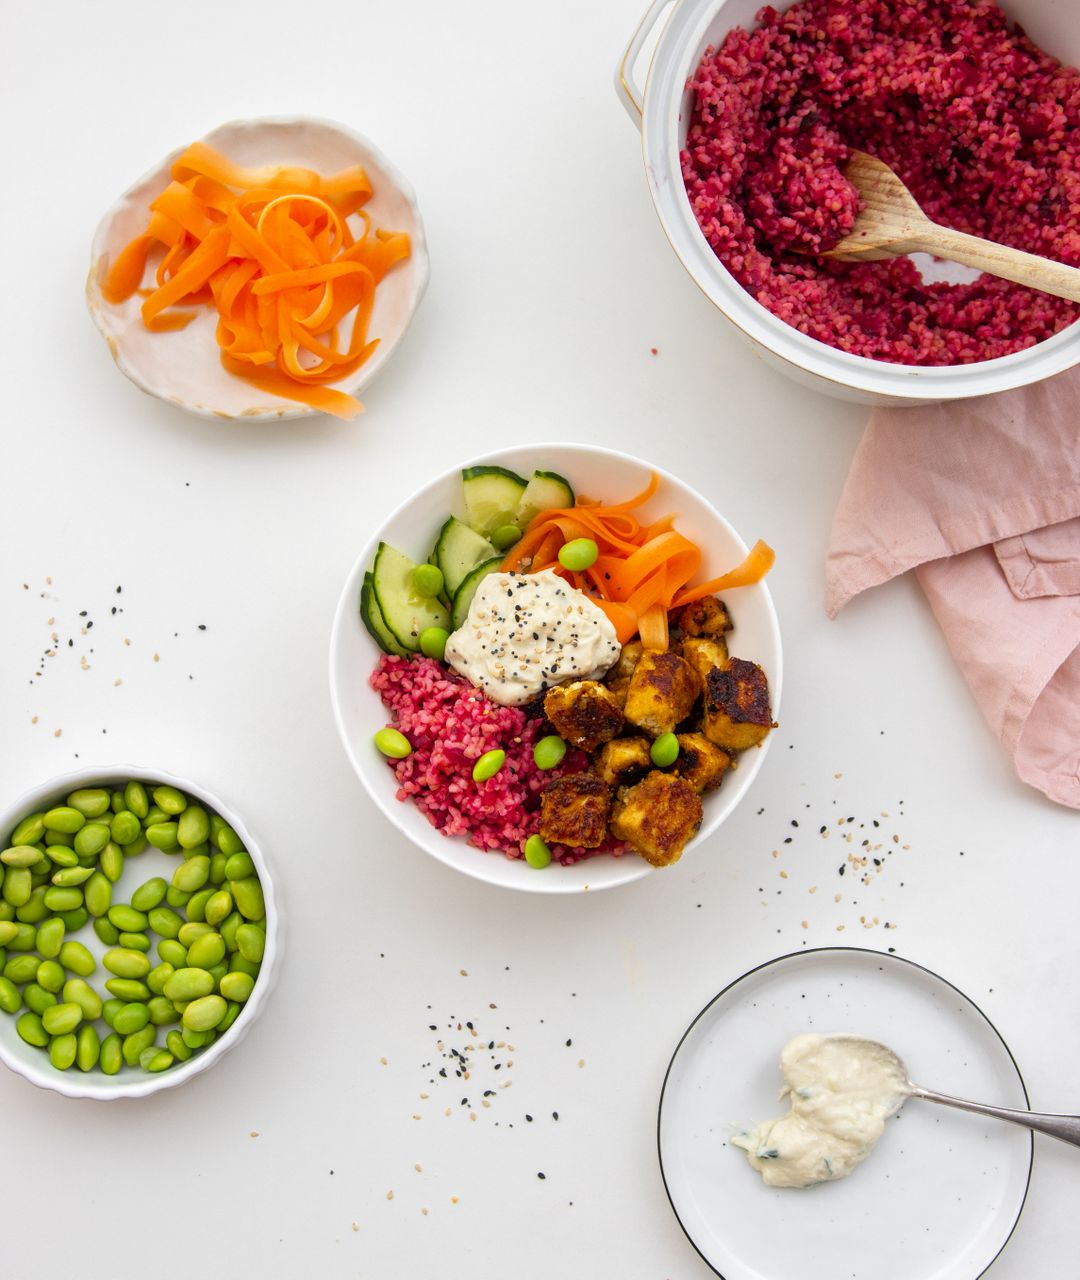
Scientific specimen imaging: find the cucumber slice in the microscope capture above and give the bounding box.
[360,572,410,657]
[372,542,451,651]
[450,557,503,631]
[461,466,527,538]
[433,516,499,598]
[515,470,574,528]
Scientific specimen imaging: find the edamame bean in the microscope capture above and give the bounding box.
[490,523,522,551]
[24,984,58,1016]
[145,823,179,852]
[181,1026,215,1049]
[3,867,31,908]
[374,727,412,759]
[236,924,265,964]
[143,806,168,829]
[207,961,229,987]
[165,886,192,909]
[44,845,78,868]
[102,998,124,1028]
[210,819,244,857]
[147,963,174,995]
[93,917,120,946]
[157,940,187,968]
[100,1033,122,1075]
[183,995,226,1032]
[204,890,232,927]
[42,1002,83,1036]
[650,732,680,768]
[118,932,150,953]
[140,1048,174,1073]
[57,907,88,932]
[62,979,102,1021]
[217,1001,241,1033]
[524,835,552,869]
[472,749,506,782]
[84,871,112,919]
[49,1033,77,1070]
[130,877,167,912]
[220,912,242,953]
[67,789,111,819]
[76,1024,100,1072]
[100,842,125,884]
[51,866,93,888]
[219,971,254,1002]
[147,997,176,1026]
[43,887,83,912]
[16,887,50,924]
[121,833,148,858]
[533,735,567,770]
[17,1012,49,1047]
[171,856,209,894]
[0,976,21,1014]
[209,853,228,886]
[122,1025,156,1066]
[179,921,211,947]
[111,790,126,814]
[186,932,225,969]
[36,918,65,958]
[124,781,149,819]
[223,853,254,881]
[105,978,149,1002]
[11,814,46,846]
[148,906,183,939]
[412,563,445,598]
[43,807,85,834]
[36,960,65,993]
[108,904,148,932]
[4,954,41,984]
[73,823,110,858]
[230,877,265,922]
[44,830,75,848]
[163,968,214,1002]
[0,901,11,922]
[0,921,18,946]
[166,1030,192,1062]
[2,845,43,868]
[558,537,599,571]
[153,786,187,815]
[56,941,95,979]
[185,887,215,922]
[419,626,450,661]
[109,811,141,846]
[5,922,36,950]
[177,806,209,850]
[104,948,151,980]
[112,1003,150,1035]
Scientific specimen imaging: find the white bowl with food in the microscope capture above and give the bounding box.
[87,116,429,421]
[0,765,280,1100]
[616,0,1080,406]
[329,443,782,893]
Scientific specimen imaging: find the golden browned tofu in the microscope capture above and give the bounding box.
[675,595,733,639]
[611,640,644,682]
[544,681,624,752]
[593,737,652,788]
[703,658,774,752]
[674,733,731,793]
[539,773,611,849]
[680,635,730,687]
[605,677,630,712]
[623,651,701,738]
[609,771,702,867]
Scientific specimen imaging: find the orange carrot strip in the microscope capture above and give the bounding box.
[670,540,776,606]
[101,235,155,304]
[638,603,669,651]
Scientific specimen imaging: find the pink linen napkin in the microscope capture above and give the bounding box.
[825,368,1080,809]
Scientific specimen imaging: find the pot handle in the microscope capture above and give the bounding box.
[614,0,674,127]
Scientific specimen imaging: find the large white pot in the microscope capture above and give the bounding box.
[615,0,1080,406]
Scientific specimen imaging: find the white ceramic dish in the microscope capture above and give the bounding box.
[329,442,782,894]
[87,116,429,421]
[616,0,1080,406]
[658,947,1032,1280]
[0,765,281,1100]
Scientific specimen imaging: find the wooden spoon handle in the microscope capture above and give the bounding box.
[910,225,1080,304]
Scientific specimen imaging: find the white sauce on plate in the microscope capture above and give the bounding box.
[445,569,620,707]
[732,1033,910,1188]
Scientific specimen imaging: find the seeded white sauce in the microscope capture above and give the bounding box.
[445,569,620,707]
[732,1033,910,1188]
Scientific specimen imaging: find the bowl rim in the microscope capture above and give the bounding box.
[0,763,281,1101]
[86,113,430,422]
[638,0,1080,401]
[328,441,783,894]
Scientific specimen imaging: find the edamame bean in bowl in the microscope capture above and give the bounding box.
[0,766,278,1099]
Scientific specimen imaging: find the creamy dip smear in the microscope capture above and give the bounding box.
[445,569,620,707]
[732,1033,910,1189]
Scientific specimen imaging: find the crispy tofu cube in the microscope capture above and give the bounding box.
[539,773,611,849]
[623,651,701,738]
[675,595,733,639]
[605,677,630,712]
[674,733,731,793]
[611,640,644,682]
[609,771,702,867]
[680,636,730,687]
[593,737,652,788]
[544,681,624,752]
[703,658,773,752]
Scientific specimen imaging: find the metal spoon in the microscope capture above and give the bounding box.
[825,150,1080,305]
[829,1034,1080,1148]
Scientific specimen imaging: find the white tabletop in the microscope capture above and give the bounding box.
[2,1,1076,1275]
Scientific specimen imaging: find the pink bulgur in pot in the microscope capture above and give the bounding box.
[682,0,1080,364]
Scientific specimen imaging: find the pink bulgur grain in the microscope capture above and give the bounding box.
[682,0,1080,364]
[370,655,626,864]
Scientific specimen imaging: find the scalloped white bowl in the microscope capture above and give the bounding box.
[0,765,281,1100]
[329,443,783,894]
[87,116,429,421]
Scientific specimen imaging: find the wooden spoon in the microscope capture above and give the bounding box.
[825,150,1080,304]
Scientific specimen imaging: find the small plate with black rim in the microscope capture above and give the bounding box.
[657,947,1032,1280]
